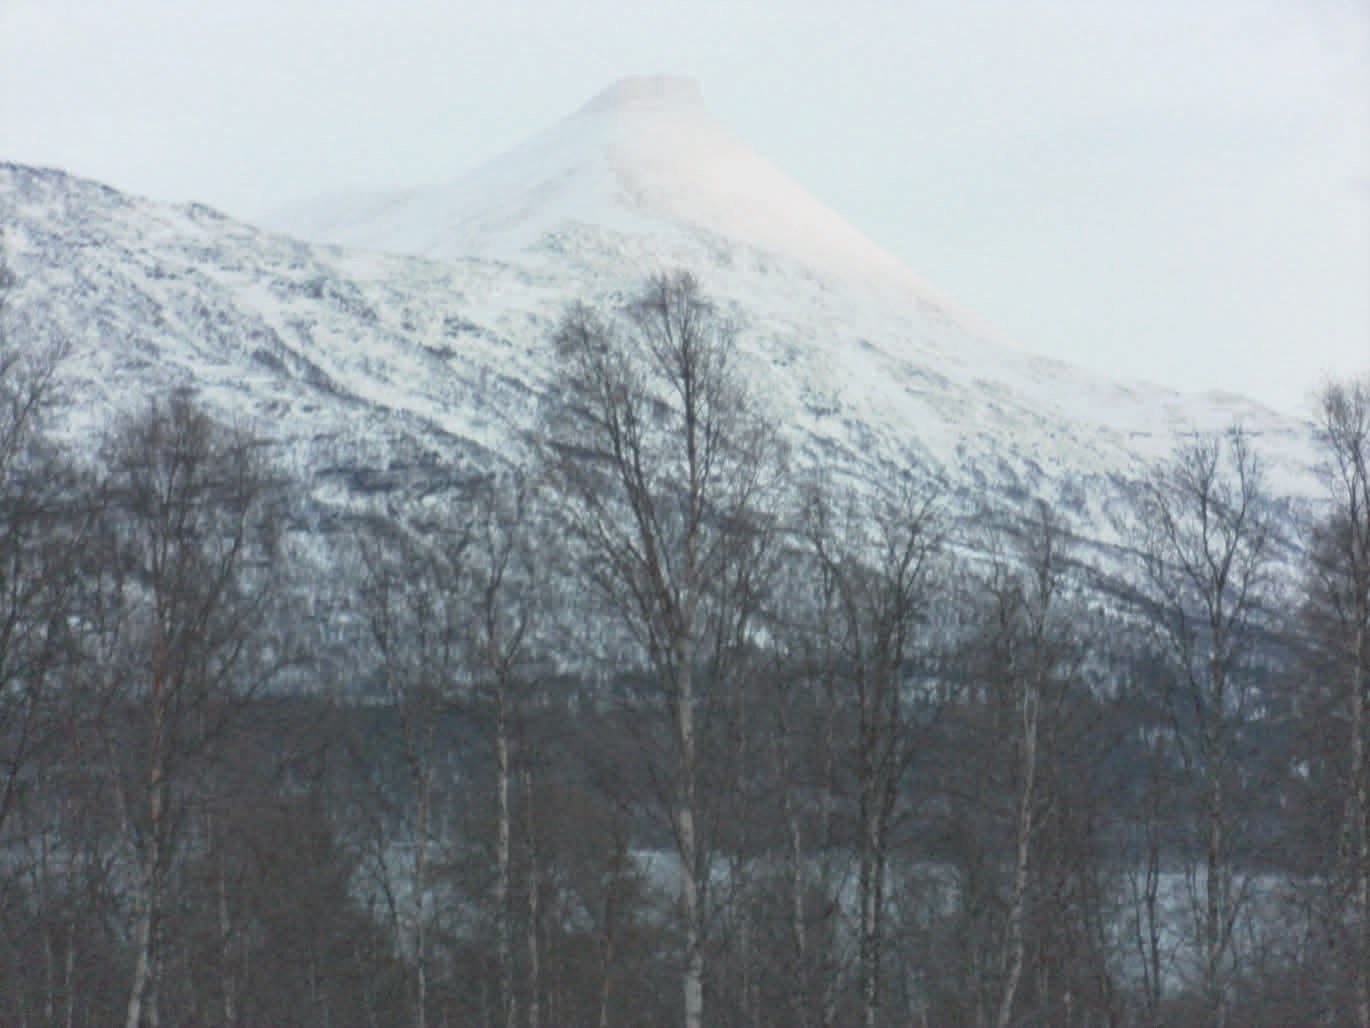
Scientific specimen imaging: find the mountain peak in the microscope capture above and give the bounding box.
[577,75,705,116]
[265,77,935,297]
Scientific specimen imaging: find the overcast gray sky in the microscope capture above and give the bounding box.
[3,0,1367,413]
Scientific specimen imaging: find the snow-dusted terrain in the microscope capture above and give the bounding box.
[2,75,1322,533]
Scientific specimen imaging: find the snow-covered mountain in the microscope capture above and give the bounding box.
[1,75,1322,538]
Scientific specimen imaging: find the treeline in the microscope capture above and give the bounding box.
[1,270,1367,1028]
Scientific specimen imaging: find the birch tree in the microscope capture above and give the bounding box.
[0,234,78,840]
[800,476,943,1028]
[357,508,473,1028]
[95,395,283,1028]
[1302,377,1370,1027]
[1130,426,1273,1027]
[544,272,783,1028]
[972,502,1094,1026]
[468,472,545,1028]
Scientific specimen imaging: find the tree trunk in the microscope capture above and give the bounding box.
[64,923,75,1028]
[1138,782,1164,1025]
[597,875,616,1028]
[1352,616,1368,1028]
[125,878,159,1028]
[126,699,168,1028]
[859,793,881,1028]
[785,782,810,1028]
[497,690,515,1028]
[997,675,1040,1028]
[857,667,894,1028]
[1204,757,1228,1028]
[1202,646,1231,1028]
[678,659,704,1028]
[413,769,430,1028]
[218,847,238,1027]
[524,768,541,1028]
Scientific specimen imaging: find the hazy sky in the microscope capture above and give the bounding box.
[3,0,1367,413]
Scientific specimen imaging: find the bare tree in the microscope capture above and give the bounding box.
[971,502,1099,1027]
[544,272,783,1028]
[754,543,851,1028]
[0,232,78,839]
[467,472,546,1028]
[1130,426,1274,1027]
[1303,376,1370,1027]
[357,506,473,1028]
[355,472,554,1028]
[799,475,943,1028]
[91,394,283,1028]
[1118,658,1180,1026]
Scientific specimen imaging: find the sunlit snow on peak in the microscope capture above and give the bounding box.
[575,75,707,116]
[265,77,946,302]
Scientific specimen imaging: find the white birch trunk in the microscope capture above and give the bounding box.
[497,690,515,1028]
[996,677,1039,1028]
[1352,616,1368,1028]
[125,698,168,1028]
[524,767,541,1028]
[678,658,704,1028]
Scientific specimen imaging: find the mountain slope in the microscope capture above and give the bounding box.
[1,78,1323,541]
[261,76,1320,500]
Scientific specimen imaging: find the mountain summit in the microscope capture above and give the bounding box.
[576,74,707,115]
[268,75,933,297]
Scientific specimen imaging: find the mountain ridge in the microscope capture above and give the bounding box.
[2,157,1319,538]
[0,68,1327,552]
